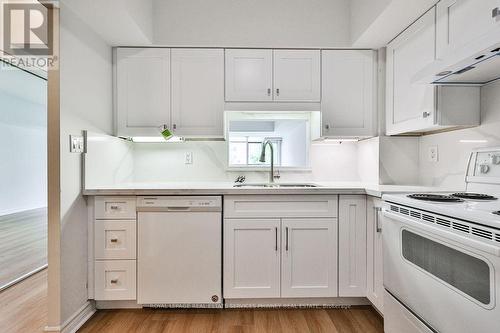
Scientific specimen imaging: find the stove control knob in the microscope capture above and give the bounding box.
[480,164,490,174]
[491,154,500,165]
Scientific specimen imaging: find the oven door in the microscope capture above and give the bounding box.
[383,208,500,333]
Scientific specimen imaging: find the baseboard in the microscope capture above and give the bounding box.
[225,297,371,308]
[45,301,96,333]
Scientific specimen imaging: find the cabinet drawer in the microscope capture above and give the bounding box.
[95,260,136,300]
[95,220,136,260]
[224,195,338,218]
[95,197,136,219]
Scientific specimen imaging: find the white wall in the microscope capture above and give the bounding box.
[153,0,351,48]
[59,1,113,324]
[419,80,500,188]
[0,69,47,216]
[350,0,438,47]
[350,0,390,44]
[62,0,153,45]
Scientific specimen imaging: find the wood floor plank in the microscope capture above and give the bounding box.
[0,208,47,288]
[0,269,47,333]
[79,306,383,333]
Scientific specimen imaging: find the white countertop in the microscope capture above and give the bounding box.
[83,181,459,197]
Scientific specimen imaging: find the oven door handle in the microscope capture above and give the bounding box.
[383,210,500,257]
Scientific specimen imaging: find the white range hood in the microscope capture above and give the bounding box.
[413,28,500,86]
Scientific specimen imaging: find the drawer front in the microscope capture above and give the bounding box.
[95,196,136,219]
[95,220,136,260]
[95,260,136,300]
[224,195,338,218]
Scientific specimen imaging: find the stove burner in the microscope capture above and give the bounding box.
[407,194,463,202]
[452,192,497,200]
[494,211,500,216]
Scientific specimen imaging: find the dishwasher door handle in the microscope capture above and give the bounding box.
[167,207,191,211]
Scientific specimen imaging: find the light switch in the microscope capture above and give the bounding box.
[70,135,85,153]
[185,152,193,164]
[428,146,438,163]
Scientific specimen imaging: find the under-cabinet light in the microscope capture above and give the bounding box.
[459,139,488,143]
[131,136,185,143]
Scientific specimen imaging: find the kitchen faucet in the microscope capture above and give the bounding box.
[259,139,276,184]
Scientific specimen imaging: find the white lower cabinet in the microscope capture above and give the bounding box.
[223,195,338,299]
[281,218,337,297]
[338,195,367,297]
[94,260,136,300]
[366,197,384,313]
[223,219,281,298]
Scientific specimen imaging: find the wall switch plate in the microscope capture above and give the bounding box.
[428,146,438,163]
[70,135,85,153]
[185,152,193,164]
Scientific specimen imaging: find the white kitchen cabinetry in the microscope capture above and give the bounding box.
[386,7,480,135]
[223,195,338,299]
[338,195,367,297]
[171,49,224,137]
[281,218,337,297]
[93,196,137,301]
[224,219,281,298]
[436,0,500,59]
[366,197,384,313]
[116,48,171,137]
[225,49,273,102]
[321,50,376,138]
[225,49,320,102]
[273,50,321,102]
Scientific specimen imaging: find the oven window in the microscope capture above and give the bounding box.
[402,230,491,305]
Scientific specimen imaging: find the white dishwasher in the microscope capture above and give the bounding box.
[137,196,222,307]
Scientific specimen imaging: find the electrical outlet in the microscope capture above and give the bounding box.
[185,152,193,164]
[428,146,438,163]
[70,135,84,153]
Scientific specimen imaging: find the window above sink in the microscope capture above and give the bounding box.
[225,111,320,170]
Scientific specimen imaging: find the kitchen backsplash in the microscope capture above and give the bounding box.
[419,80,500,188]
[132,140,363,183]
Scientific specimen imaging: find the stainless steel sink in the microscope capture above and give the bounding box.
[233,183,320,188]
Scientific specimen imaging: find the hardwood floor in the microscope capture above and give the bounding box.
[0,267,383,333]
[79,306,383,333]
[0,208,47,288]
[0,269,47,333]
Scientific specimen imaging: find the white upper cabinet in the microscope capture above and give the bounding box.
[281,218,337,298]
[116,48,171,137]
[225,49,320,102]
[225,49,273,102]
[321,50,376,138]
[386,8,436,136]
[436,0,500,59]
[273,50,321,102]
[386,8,480,135]
[171,49,224,137]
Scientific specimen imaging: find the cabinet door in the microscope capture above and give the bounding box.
[321,50,376,138]
[338,195,367,297]
[366,197,384,313]
[273,50,321,102]
[224,219,280,298]
[281,218,337,297]
[437,0,500,59]
[225,49,273,102]
[116,48,170,137]
[386,8,436,136]
[171,49,224,137]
